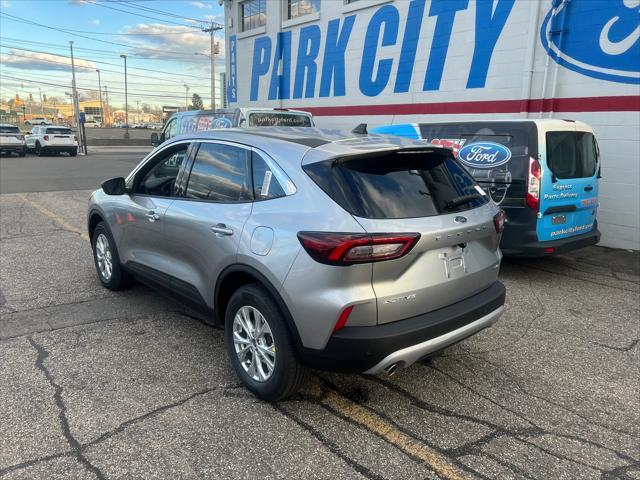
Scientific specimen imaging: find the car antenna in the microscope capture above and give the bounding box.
[352,123,368,135]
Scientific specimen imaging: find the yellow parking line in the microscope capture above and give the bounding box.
[16,193,89,242]
[305,382,467,480]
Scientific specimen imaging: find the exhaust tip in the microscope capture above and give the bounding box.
[384,363,399,376]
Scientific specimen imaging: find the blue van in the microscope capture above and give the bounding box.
[372,120,601,257]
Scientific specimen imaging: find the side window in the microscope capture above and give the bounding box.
[164,119,177,140]
[252,152,286,200]
[185,143,252,202]
[135,144,189,196]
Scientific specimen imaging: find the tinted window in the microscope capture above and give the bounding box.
[304,149,488,219]
[0,126,20,134]
[46,128,72,135]
[546,131,597,179]
[186,143,252,202]
[252,153,286,200]
[248,112,312,127]
[136,145,188,196]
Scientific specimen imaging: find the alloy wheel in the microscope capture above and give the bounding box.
[232,306,276,382]
[95,233,113,281]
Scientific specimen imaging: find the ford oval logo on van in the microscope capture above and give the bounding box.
[540,0,640,84]
[458,142,512,169]
[212,117,233,129]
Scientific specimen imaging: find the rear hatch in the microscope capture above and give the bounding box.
[0,126,24,145]
[539,128,599,241]
[304,147,502,324]
[45,127,75,144]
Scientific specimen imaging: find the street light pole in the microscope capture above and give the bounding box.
[201,22,223,113]
[120,54,129,139]
[96,69,104,127]
[69,41,84,151]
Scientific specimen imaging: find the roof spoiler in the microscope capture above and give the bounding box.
[351,123,368,135]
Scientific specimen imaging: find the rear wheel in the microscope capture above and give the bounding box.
[92,222,131,290]
[225,284,307,401]
[70,148,78,157]
[35,142,44,156]
[18,148,26,157]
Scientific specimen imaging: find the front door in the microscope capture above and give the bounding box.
[163,141,254,309]
[115,142,192,279]
[538,129,599,242]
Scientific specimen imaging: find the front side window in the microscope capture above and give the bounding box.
[241,0,267,32]
[546,131,597,179]
[287,0,320,19]
[135,144,189,196]
[186,143,252,202]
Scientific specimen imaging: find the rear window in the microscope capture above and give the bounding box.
[304,149,488,219]
[46,128,73,135]
[546,131,597,179]
[247,112,312,127]
[0,126,20,134]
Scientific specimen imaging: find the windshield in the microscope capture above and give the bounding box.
[304,148,487,219]
[247,112,312,127]
[0,126,20,134]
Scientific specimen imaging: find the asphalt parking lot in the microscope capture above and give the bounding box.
[1,150,639,479]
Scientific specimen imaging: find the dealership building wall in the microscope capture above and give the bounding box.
[224,0,640,250]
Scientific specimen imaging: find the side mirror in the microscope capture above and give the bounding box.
[150,132,159,146]
[101,177,127,195]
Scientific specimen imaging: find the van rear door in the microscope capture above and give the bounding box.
[539,128,599,241]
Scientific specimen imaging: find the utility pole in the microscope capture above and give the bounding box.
[184,83,190,110]
[96,69,104,127]
[38,88,44,114]
[201,21,223,113]
[69,41,84,152]
[120,54,129,139]
[104,85,110,127]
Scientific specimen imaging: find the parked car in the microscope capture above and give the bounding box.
[0,124,27,157]
[151,108,315,146]
[88,128,506,400]
[84,120,102,128]
[24,117,52,126]
[25,125,79,156]
[372,119,601,257]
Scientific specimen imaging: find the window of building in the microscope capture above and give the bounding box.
[241,0,267,32]
[287,0,320,19]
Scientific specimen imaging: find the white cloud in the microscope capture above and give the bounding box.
[0,49,96,72]
[189,1,212,9]
[90,19,100,26]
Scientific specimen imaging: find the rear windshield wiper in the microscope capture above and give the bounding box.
[444,193,484,210]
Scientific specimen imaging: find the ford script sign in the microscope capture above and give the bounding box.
[458,143,512,169]
[540,0,640,84]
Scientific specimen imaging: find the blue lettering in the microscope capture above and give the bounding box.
[423,0,468,91]
[467,0,515,88]
[319,15,356,97]
[359,5,400,97]
[250,36,271,101]
[293,25,321,99]
[394,0,426,93]
[268,31,292,100]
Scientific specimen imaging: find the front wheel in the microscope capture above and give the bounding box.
[225,284,307,401]
[92,222,131,290]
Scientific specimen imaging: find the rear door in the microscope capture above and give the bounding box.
[304,148,502,325]
[538,128,599,241]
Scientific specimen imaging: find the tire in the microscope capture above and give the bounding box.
[225,284,307,401]
[91,222,131,290]
[35,142,44,156]
[18,149,26,157]
[69,148,78,157]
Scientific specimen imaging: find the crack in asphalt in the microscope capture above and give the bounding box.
[25,336,107,480]
[531,326,639,353]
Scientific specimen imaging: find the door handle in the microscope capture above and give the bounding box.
[145,211,160,222]
[211,223,234,237]
[584,185,593,191]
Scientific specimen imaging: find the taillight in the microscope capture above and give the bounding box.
[43,135,49,141]
[493,210,507,234]
[526,156,541,210]
[297,232,421,266]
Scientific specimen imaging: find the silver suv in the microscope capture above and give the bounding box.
[88,128,506,401]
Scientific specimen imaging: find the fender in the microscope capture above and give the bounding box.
[214,264,305,354]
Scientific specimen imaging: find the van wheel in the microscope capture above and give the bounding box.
[92,222,131,290]
[225,284,307,401]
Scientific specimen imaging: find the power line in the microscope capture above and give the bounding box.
[85,0,202,29]
[114,0,211,24]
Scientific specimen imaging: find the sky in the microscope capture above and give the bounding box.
[0,0,226,110]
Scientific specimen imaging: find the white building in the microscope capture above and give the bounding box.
[224,0,640,250]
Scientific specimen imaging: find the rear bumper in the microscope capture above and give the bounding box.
[0,145,26,152]
[501,227,600,258]
[299,281,506,373]
[42,145,78,153]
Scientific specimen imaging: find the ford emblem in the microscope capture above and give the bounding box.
[454,216,468,223]
[458,142,512,169]
[540,0,640,84]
